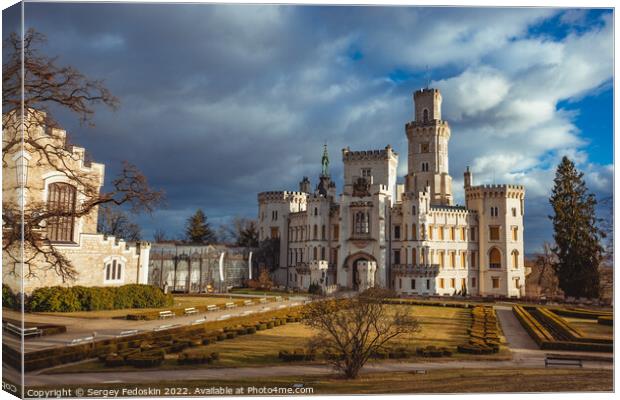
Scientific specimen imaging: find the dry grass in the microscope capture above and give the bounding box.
[562,317,613,339]
[32,368,612,395]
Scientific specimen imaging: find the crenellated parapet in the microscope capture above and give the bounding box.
[257,190,308,204]
[465,184,525,200]
[342,145,398,162]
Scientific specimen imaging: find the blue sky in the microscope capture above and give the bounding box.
[2,4,614,253]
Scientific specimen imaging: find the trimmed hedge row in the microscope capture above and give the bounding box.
[5,306,303,372]
[457,306,500,355]
[550,307,613,320]
[383,298,472,309]
[278,349,316,362]
[512,305,612,352]
[26,285,173,312]
[598,316,613,326]
[178,351,220,365]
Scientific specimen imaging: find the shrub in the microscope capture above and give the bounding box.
[245,326,257,334]
[2,284,20,310]
[104,354,125,367]
[226,332,237,339]
[266,321,275,329]
[126,350,165,368]
[177,351,219,365]
[26,285,173,312]
[278,349,315,362]
[256,324,267,331]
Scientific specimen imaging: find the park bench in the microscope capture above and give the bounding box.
[68,336,94,346]
[184,307,198,316]
[545,355,582,368]
[275,296,283,302]
[159,310,175,319]
[225,302,237,309]
[117,329,138,337]
[153,324,179,331]
[5,323,42,338]
[206,304,219,312]
[259,298,268,304]
[243,300,254,306]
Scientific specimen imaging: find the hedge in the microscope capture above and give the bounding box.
[512,305,612,352]
[26,285,173,312]
[2,285,21,310]
[178,351,220,365]
[457,306,500,355]
[551,307,613,320]
[278,349,316,362]
[598,316,613,326]
[5,306,303,372]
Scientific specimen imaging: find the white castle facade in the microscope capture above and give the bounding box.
[257,88,526,298]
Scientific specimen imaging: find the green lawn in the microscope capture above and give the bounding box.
[30,368,612,395]
[35,296,238,319]
[562,317,613,339]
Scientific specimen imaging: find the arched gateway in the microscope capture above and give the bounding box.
[344,253,378,292]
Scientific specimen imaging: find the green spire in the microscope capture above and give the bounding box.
[321,143,329,177]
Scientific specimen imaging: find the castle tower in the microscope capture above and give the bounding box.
[405,88,453,206]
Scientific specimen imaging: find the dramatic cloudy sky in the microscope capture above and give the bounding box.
[3,4,614,252]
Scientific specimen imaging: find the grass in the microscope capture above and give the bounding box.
[562,317,614,339]
[46,304,509,375]
[29,368,612,395]
[34,296,239,319]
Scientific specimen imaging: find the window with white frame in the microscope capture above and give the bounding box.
[104,258,124,283]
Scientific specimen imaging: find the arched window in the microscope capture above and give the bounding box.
[412,205,416,215]
[313,225,318,240]
[321,225,326,240]
[104,258,123,283]
[313,247,318,260]
[353,211,369,235]
[423,108,429,122]
[512,250,519,269]
[47,182,77,242]
[489,248,501,269]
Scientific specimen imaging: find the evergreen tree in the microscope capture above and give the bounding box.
[185,209,216,244]
[549,157,604,298]
[237,220,259,248]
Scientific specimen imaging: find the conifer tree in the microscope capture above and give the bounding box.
[185,209,216,244]
[549,156,604,298]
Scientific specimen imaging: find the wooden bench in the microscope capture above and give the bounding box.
[5,323,42,338]
[206,304,219,312]
[159,310,175,319]
[225,302,237,309]
[545,356,582,368]
[68,336,94,346]
[184,307,198,316]
[243,300,254,306]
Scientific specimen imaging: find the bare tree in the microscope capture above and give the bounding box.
[2,29,162,282]
[153,228,168,243]
[301,288,419,379]
[97,204,142,241]
[219,216,259,247]
[525,242,561,298]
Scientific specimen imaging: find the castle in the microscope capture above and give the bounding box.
[257,88,526,297]
[2,109,151,293]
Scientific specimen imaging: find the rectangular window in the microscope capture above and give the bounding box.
[438,251,444,268]
[394,250,401,265]
[492,277,500,289]
[515,277,521,289]
[394,225,401,240]
[470,251,476,268]
[512,226,518,241]
[450,252,455,268]
[421,143,430,153]
[270,227,279,239]
[512,207,517,217]
[399,278,402,289]
[426,279,430,290]
[461,278,466,290]
[471,277,476,288]
[321,225,326,240]
[333,225,339,241]
[461,252,466,268]
[460,227,466,241]
[439,278,445,289]
[450,278,455,288]
[411,279,416,290]
[438,227,444,240]
[412,224,417,240]
[489,226,500,241]
[428,225,433,240]
[450,227,455,241]
[470,227,476,241]
[361,168,372,178]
